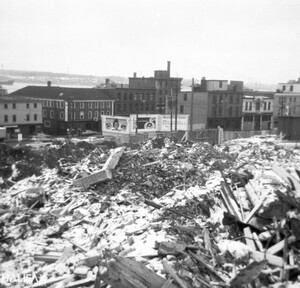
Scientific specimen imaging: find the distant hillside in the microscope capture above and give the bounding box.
[0,69,128,86]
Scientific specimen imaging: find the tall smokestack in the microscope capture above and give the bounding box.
[47,81,51,87]
[167,61,171,76]
[133,72,137,78]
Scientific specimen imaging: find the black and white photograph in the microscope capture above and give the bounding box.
[1,0,300,287]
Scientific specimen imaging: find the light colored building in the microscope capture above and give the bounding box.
[0,96,43,138]
[241,92,274,131]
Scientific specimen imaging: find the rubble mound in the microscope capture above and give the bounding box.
[1,136,300,287]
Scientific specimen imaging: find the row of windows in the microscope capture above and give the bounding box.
[4,114,38,122]
[278,96,297,103]
[116,103,155,112]
[4,103,38,109]
[117,93,155,101]
[43,101,111,109]
[212,106,240,116]
[282,85,294,92]
[245,101,271,111]
[212,94,241,104]
[43,110,111,120]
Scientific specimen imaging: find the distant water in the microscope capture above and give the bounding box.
[2,82,94,94]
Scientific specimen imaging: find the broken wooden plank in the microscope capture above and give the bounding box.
[252,232,264,252]
[102,147,125,170]
[266,236,296,255]
[34,254,60,263]
[251,251,284,267]
[244,196,266,224]
[220,182,242,221]
[73,169,112,188]
[103,255,177,288]
[244,227,256,251]
[162,259,188,288]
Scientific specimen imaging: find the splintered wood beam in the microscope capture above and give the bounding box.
[103,256,177,288]
[73,169,112,188]
[251,251,284,267]
[102,147,125,170]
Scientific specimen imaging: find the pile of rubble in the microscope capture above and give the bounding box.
[1,136,300,288]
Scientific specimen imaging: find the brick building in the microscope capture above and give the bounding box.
[128,61,182,114]
[0,96,43,138]
[194,78,244,130]
[10,83,114,135]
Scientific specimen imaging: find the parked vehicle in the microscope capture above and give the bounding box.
[29,133,52,142]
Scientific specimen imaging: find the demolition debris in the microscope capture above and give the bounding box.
[1,136,300,288]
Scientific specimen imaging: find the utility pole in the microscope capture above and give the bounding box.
[170,89,173,133]
[175,81,178,131]
[189,78,194,132]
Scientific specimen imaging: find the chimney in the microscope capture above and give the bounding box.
[133,72,137,78]
[201,77,207,91]
[167,61,171,76]
[47,81,51,87]
[105,78,110,85]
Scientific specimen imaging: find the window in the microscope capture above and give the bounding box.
[290,86,293,92]
[101,111,104,115]
[124,93,127,101]
[43,101,47,106]
[95,111,99,118]
[43,110,47,117]
[184,94,188,101]
[13,115,16,122]
[4,104,8,109]
[73,112,76,120]
[263,102,267,110]
[34,103,37,108]
[101,102,104,108]
[80,111,84,119]
[44,120,51,127]
[283,85,286,91]
[80,102,84,108]
[47,100,50,107]
[219,81,223,88]
[50,110,54,118]
[256,99,260,111]
[123,103,127,111]
[88,102,92,108]
[106,102,111,108]
[26,103,30,108]
[51,101,54,107]
[106,111,110,115]
[235,107,239,116]
[229,107,233,116]
[60,111,64,120]
[12,103,16,109]
[180,105,184,113]
[294,97,297,103]
[4,115,8,122]
[229,95,233,104]
[26,114,30,121]
[245,102,248,111]
[249,102,252,111]
[88,111,92,119]
[34,114,37,121]
[129,93,133,101]
[95,102,99,108]
[268,102,271,110]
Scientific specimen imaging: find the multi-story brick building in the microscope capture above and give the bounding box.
[0,96,43,138]
[193,78,244,130]
[10,83,114,135]
[128,61,182,114]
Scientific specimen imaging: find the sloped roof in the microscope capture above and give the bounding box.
[10,85,115,101]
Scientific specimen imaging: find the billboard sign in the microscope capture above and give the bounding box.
[161,114,189,131]
[131,115,158,132]
[102,116,130,134]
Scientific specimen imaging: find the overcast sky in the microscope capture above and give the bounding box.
[0,0,299,84]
